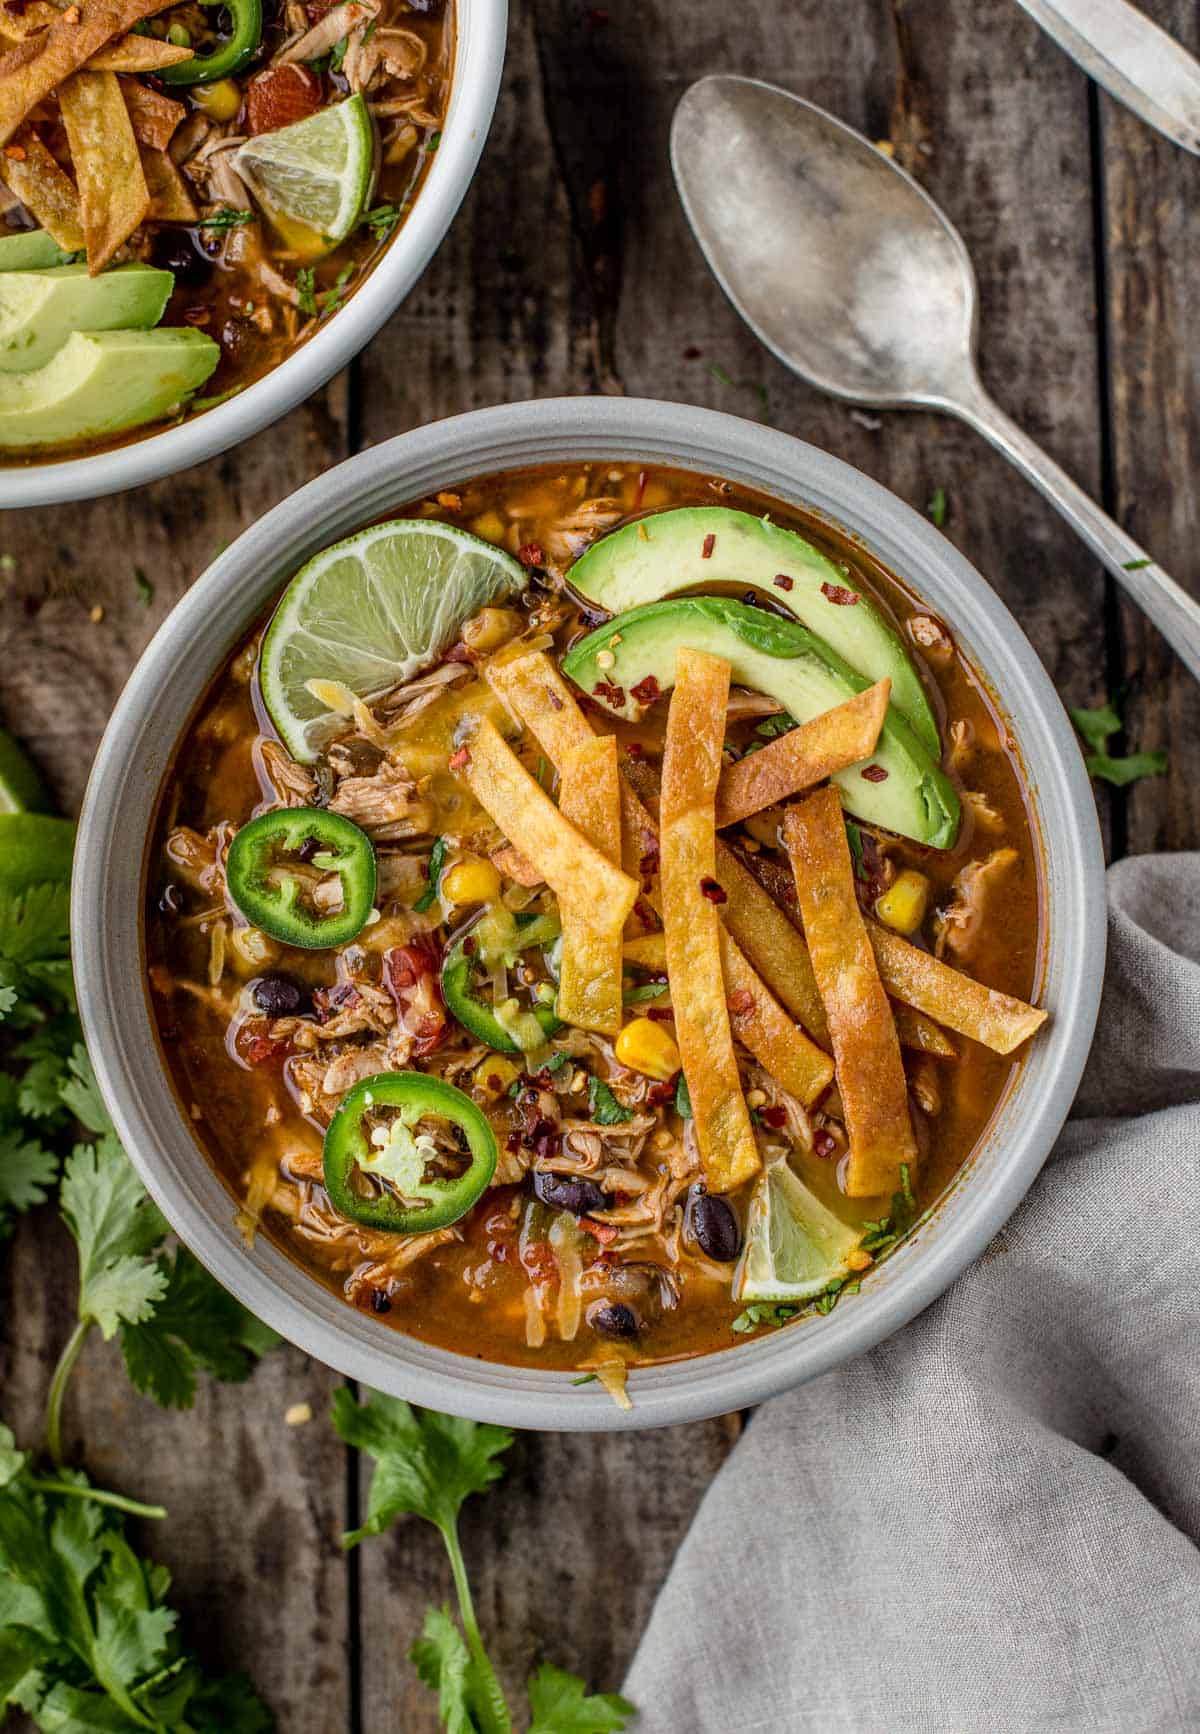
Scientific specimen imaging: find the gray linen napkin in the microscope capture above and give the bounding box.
[625,854,1200,1733]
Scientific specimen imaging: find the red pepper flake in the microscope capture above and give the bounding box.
[545,686,564,711]
[625,741,643,759]
[647,1007,675,1024]
[517,541,544,567]
[645,1078,675,1107]
[462,935,477,957]
[821,581,860,606]
[699,877,727,904]
[629,673,661,707]
[773,573,794,592]
[813,1130,837,1158]
[592,679,626,708]
[448,746,472,771]
[861,763,889,783]
[633,899,658,931]
[580,1218,619,1245]
[727,988,754,1016]
[760,1105,787,1129]
[638,840,660,890]
[701,533,716,559]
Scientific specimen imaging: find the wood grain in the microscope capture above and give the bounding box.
[1,0,1196,1726]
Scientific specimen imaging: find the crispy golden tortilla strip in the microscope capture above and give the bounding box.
[59,69,148,270]
[784,787,918,1197]
[0,0,176,148]
[892,1001,956,1058]
[557,733,624,1036]
[869,923,1046,1055]
[716,840,829,1041]
[0,128,84,249]
[455,716,638,934]
[118,75,183,149]
[661,649,759,1193]
[90,34,191,69]
[141,144,196,221]
[715,680,891,828]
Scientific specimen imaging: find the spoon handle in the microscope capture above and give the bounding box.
[948,379,1200,684]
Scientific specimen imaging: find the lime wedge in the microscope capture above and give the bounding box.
[260,519,528,762]
[234,94,376,249]
[735,1157,865,1303]
[0,728,51,815]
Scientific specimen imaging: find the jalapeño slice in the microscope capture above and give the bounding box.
[323,1073,497,1234]
[441,910,562,1054]
[159,0,264,85]
[226,806,376,949]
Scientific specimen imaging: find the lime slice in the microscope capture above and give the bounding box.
[234,94,376,249]
[260,519,528,762]
[735,1157,865,1303]
[0,728,51,814]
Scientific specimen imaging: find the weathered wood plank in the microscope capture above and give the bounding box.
[1098,0,1200,853]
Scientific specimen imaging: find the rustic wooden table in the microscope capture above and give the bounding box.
[2,0,1197,1727]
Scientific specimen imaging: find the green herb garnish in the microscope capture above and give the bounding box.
[845,820,868,883]
[195,207,254,230]
[295,267,319,317]
[926,486,948,527]
[1122,557,1152,571]
[588,1076,633,1125]
[414,836,448,913]
[674,1072,692,1118]
[859,1161,918,1257]
[622,980,668,1005]
[134,568,153,607]
[1068,699,1168,788]
[362,202,406,243]
[732,1302,799,1333]
[320,260,355,316]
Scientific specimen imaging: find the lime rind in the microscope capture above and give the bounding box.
[735,1157,865,1303]
[234,94,376,245]
[260,519,528,762]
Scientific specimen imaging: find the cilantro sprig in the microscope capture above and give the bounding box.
[333,1392,635,1732]
[1069,698,1168,788]
[587,1075,633,1126]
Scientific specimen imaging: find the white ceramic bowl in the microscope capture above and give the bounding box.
[73,398,1106,1430]
[0,0,507,510]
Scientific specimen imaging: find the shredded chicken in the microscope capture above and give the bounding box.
[276,0,376,65]
[537,497,624,574]
[329,758,430,837]
[258,739,316,804]
[935,847,1019,964]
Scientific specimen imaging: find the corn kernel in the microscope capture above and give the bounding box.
[614,1016,681,1081]
[473,1055,520,1100]
[847,1246,874,1272]
[471,511,507,544]
[191,79,242,122]
[875,868,931,935]
[461,606,523,653]
[442,856,501,907]
[228,924,278,976]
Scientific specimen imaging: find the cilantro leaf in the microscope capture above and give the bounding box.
[587,1077,632,1126]
[674,1072,692,1119]
[59,1046,113,1138]
[845,820,868,884]
[859,1161,918,1256]
[409,1605,476,1734]
[731,1302,798,1333]
[621,981,667,1005]
[1067,702,1122,752]
[59,1136,168,1339]
[1085,750,1168,788]
[0,878,71,969]
[0,1125,58,1234]
[526,1663,635,1733]
[333,1392,512,1546]
[295,267,318,317]
[414,837,448,913]
[119,1249,279,1410]
[926,486,948,527]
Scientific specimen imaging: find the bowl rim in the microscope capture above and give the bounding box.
[0,0,508,510]
[72,396,1106,1431]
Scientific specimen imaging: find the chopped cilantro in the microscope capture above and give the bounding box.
[543,1051,571,1075]
[362,202,406,242]
[571,1373,598,1386]
[134,567,153,606]
[859,1161,918,1257]
[1068,699,1168,788]
[424,129,442,152]
[732,1302,798,1333]
[295,266,319,317]
[1122,557,1152,571]
[845,820,868,883]
[927,486,948,527]
[413,836,447,913]
[674,1072,692,1118]
[194,207,254,230]
[588,1076,633,1125]
[320,260,356,317]
[329,32,349,70]
[622,980,668,1005]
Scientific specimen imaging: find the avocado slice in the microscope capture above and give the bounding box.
[0,231,74,272]
[567,506,940,757]
[0,328,220,452]
[561,596,960,848]
[0,264,174,373]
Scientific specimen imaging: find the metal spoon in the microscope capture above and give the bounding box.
[670,75,1200,682]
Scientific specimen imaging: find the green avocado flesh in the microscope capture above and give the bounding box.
[0,231,73,272]
[561,596,960,848]
[0,264,173,373]
[566,505,940,757]
[0,328,219,451]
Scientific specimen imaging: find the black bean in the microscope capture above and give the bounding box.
[148,229,213,287]
[369,1289,392,1314]
[158,882,183,917]
[686,1190,741,1262]
[588,1300,641,1340]
[252,972,309,1017]
[532,1170,610,1216]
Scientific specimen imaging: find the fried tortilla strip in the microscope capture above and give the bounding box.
[784,787,918,1197]
[661,649,759,1193]
[59,70,149,270]
[0,2,61,41]
[891,1001,956,1058]
[455,716,638,934]
[868,923,1046,1055]
[0,129,84,249]
[0,0,176,148]
[90,34,192,69]
[716,841,829,1040]
[556,733,624,1035]
[715,680,891,828]
[141,144,196,221]
[119,75,184,149]
[492,648,830,1096]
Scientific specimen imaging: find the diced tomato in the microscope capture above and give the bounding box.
[244,65,322,136]
[580,1218,619,1245]
[384,942,448,1056]
[244,1033,294,1067]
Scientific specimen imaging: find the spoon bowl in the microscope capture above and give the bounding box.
[671,74,1200,683]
